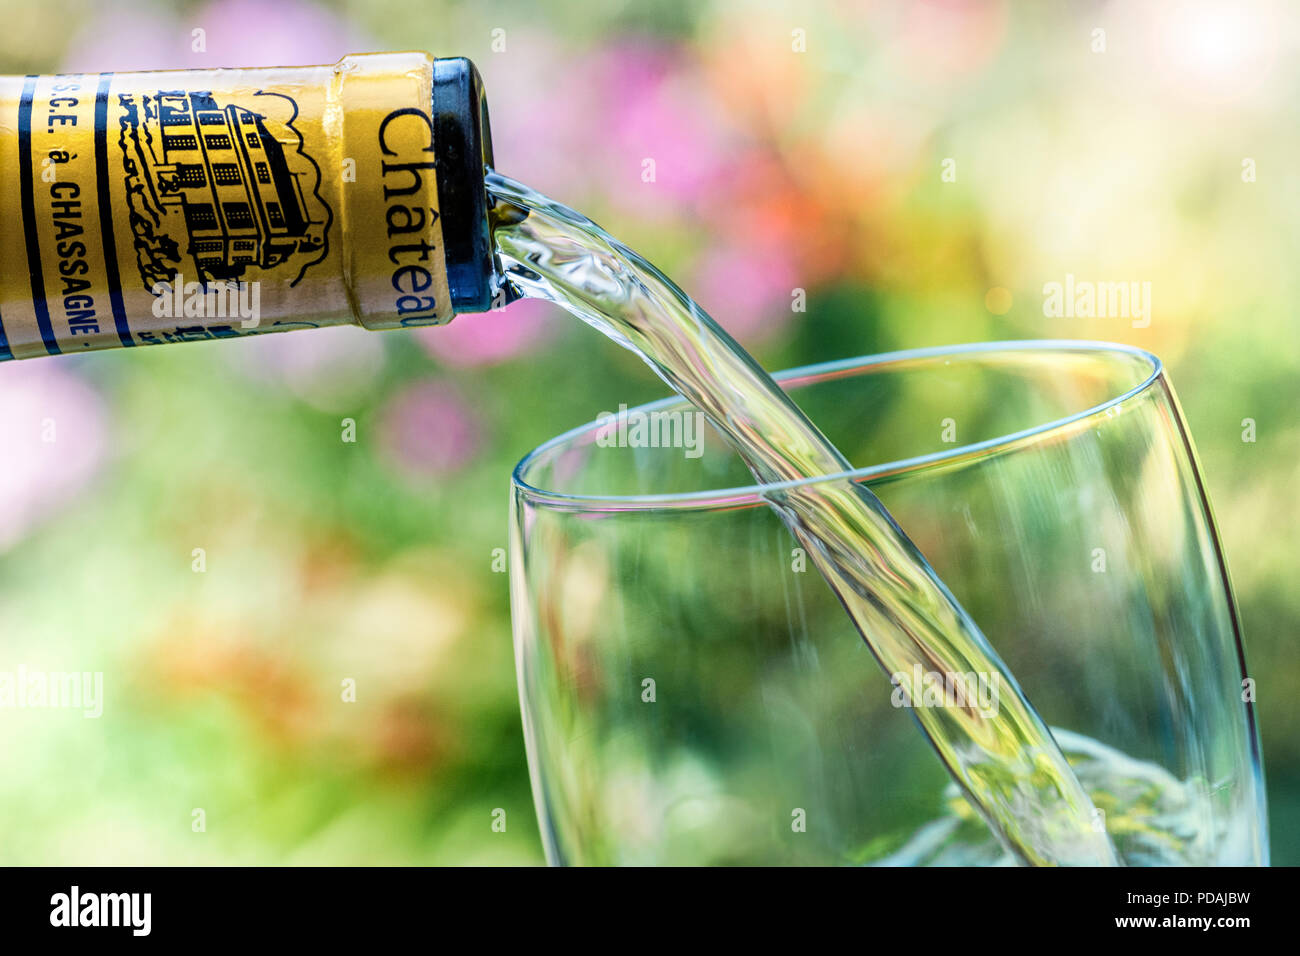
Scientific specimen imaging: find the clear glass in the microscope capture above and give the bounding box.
[509,341,1267,866]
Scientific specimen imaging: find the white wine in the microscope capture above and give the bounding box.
[489,173,1118,866]
[879,730,1249,866]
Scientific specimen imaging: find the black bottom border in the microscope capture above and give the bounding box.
[0,864,1280,941]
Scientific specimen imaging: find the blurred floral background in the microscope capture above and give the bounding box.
[1,0,1297,864]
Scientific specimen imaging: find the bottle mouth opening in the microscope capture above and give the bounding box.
[432,57,496,313]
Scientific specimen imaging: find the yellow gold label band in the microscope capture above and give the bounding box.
[0,51,453,362]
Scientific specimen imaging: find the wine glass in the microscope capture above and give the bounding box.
[509,341,1267,866]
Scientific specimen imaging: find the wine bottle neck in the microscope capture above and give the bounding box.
[0,52,498,362]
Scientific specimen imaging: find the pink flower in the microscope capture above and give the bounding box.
[491,37,742,216]
[689,239,798,346]
[897,0,1009,84]
[416,298,555,368]
[0,363,108,549]
[226,325,387,412]
[481,30,608,201]
[590,42,743,218]
[64,0,365,71]
[378,381,483,480]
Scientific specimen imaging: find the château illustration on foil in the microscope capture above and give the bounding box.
[115,87,331,293]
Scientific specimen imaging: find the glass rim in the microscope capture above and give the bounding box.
[512,339,1163,511]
